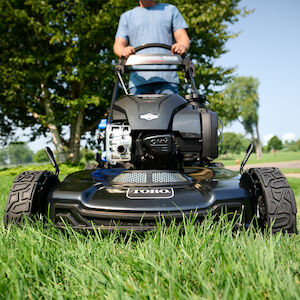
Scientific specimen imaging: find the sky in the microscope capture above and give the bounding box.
[219,0,300,145]
[21,0,300,152]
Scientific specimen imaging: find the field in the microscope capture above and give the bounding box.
[0,165,299,299]
[219,151,300,166]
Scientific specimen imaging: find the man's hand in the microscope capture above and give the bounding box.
[171,43,187,55]
[173,28,190,55]
[120,46,136,58]
[114,38,136,58]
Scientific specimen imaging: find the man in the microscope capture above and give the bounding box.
[113,0,190,95]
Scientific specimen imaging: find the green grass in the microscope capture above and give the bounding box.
[282,168,300,174]
[0,163,83,181]
[0,166,299,299]
[287,178,300,207]
[218,151,300,166]
[0,217,299,299]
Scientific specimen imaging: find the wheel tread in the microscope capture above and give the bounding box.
[3,171,57,225]
[249,167,297,233]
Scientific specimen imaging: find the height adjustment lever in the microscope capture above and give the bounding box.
[240,143,254,174]
[44,147,60,177]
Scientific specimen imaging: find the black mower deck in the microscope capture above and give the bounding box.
[49,167,252,231]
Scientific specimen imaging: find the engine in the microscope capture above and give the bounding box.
[106,124,132,162]
[101,94,219,170]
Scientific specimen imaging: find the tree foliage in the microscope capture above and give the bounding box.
[220,76,262,158]
[80,147,96,163]
[282,139,298,152]
[0,0,250,161]
[220,132,251,154]
[0,142,34,165]
[33,149,49,163]
[267,136,283,151]
[296,139,300,151]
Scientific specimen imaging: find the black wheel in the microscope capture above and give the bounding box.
[3,171,60,225]
[241,167,297,234]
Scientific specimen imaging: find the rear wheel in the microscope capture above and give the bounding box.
[241,167,297,234]
[3,171,60,225]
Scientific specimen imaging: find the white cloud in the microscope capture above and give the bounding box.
[282,133,296,143]
[264,134,274,145]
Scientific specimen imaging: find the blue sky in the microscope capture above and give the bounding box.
[219,0,300,144]
[25,0,300,152]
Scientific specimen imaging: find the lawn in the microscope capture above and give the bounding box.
[287,178,300,208]
[0,163,83,179]
[218,151,300,166]
[282,168,300,174]
[0,166,299,299]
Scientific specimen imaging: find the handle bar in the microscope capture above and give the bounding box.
[134,43,171,52]
[133,43,186,59]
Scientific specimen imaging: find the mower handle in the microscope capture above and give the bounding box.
[133,43,186,58]
[113,43,197,99]
[119,44,172,60]
[134,43,171,52]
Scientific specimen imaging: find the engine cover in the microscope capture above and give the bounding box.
[112,94,187,130]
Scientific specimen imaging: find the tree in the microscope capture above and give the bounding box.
[0,0,114,161]
[220,132,250,154]
[282,140,298,152]
[0,142,34,165]
[221,76,262,158]
[33,149,49,163]
[296,139,300,151]
[80,147,96,163]
[0,148,8,165]
[0,0,250,161]
[267,136,283,152]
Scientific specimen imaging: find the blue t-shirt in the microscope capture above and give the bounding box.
[115,3,188,88]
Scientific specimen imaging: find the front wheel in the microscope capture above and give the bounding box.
[241,167,297,234]
[3,171,60,225]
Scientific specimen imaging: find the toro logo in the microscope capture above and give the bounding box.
[126,188,174,199]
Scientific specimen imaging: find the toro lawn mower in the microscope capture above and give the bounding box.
[4,44,297,233]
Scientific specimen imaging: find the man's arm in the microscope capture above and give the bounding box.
[113,37,135,58]
[172,28,190,55]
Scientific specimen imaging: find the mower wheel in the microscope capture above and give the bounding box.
[242,167,297,234]
[3,171,60,225]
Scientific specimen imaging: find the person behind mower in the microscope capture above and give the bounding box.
[113,0,190,95]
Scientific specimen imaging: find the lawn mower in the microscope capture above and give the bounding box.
[3,44,297,233]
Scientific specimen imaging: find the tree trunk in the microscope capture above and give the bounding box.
[68,80,85,162]
[249,130,262,160]
[41,84,66,162]
[69,110,84,162]
[255,123,262,159]
[238,118,262,160]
